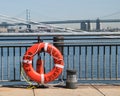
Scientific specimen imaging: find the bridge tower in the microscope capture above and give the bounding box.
[96,18,100,31]
[86,20,91,31]
[26,9,31,32]
[81,20,91,31]
[81,21,86,31]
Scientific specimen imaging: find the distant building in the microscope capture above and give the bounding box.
[0,27,7,32]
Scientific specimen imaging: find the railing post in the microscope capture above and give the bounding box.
[53,36,64,81]
[53,36,64,55]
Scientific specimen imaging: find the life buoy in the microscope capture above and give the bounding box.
[22,42,64,84]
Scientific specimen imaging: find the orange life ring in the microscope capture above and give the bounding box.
[22,42,64,84]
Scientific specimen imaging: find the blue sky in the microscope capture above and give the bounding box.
[0,0,120,22]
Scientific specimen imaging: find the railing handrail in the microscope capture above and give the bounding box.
[1,32,120,36]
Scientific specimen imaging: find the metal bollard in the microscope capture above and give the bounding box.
[66,69,77,89]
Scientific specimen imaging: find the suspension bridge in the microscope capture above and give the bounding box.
[0,13,120,32]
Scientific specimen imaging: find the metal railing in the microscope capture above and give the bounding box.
[0,32,120,83]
